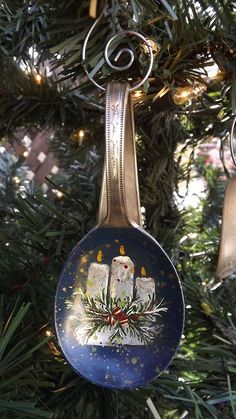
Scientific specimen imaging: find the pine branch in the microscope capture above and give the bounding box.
[0,296,53,418]
[67,289,167,344]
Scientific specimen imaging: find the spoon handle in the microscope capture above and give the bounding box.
[99,82,141,227]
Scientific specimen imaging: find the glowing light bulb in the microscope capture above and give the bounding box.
[13,176,20,184]
[78,129,85,139]
[173,83,207,105]
[23,150,29,157]
[56,190,63,199]
[133,90,143,98]
[34,74,42,85]
[45,330,52,337]
[70,129,86,144]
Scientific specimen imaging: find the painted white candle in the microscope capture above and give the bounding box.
[72,257,157,346]
[74,262,110,345]
[69,262,109,345]
[109,256,134,301]
[86,262,109,302]
[135,277,156,303]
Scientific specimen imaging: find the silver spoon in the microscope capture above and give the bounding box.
[55,82,184,389]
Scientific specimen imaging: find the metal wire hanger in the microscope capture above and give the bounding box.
[81,7,154,92]
[81,8,154,226]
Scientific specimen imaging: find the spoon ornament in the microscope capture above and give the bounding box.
[216,175,236,279]
[55,82,184,389]
[216,116,236,279]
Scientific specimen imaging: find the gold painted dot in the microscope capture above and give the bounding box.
[79,268,85,273]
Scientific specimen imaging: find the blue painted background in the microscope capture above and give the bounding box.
[55,226,184,389]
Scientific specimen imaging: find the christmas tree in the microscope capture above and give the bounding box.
[0,1,236,418]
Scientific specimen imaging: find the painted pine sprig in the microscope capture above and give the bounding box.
[66,289,168,344]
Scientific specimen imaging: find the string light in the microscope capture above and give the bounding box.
[172,83,207,105]
[52,188,64,199]
[23,150,29,157]
[70,129,86,144]
[44,328,61,356]
[133,90,143,98]
[13,176,20,184]
[78,129,85,140]
[56,190,63,199]
[34,73,42,85]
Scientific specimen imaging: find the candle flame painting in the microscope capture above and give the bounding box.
[65,254,168,346]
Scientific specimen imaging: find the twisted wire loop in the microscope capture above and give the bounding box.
[230,115,236,167]
[82,9,154,92]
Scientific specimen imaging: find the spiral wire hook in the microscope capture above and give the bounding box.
[82,8,153,92]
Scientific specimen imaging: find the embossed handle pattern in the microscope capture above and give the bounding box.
[98,82,141,226]
[101,82,141,227]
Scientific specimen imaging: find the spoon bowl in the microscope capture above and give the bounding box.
[55,226,184,388]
